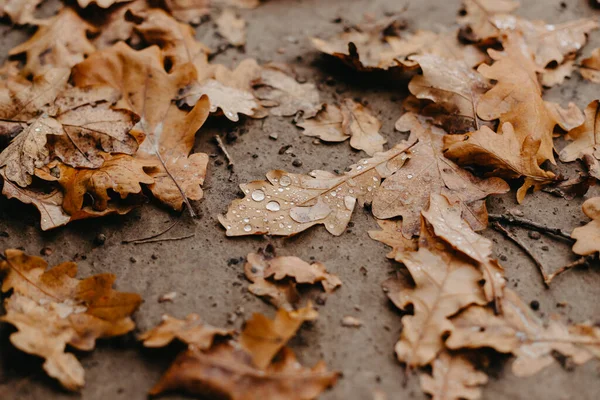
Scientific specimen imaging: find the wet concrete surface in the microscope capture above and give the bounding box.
[1,0,600,399]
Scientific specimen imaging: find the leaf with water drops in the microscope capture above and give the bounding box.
[218,140,415,237]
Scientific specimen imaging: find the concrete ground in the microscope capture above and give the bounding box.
[1,0,600,399]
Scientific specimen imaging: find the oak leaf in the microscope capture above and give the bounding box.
[140,314,234,349]
[372,113,509,237]
[457,0,520,43]
[9,8,97,74]
[571,197,600,256]
[216,8,246,47]
[422,194,505,308]
[420,352,488,400]
[408,54,491,133]
[447,288,600,377]
[77,0,130,8]
[218,140,414,237]
[253,64,322,118]
[559,100,600,180]
[240,304,318,369]
[149,344,339,399]
[383,219,487,367]
[368,219,417,259]
[580,48,600,83]
[165,0,211,25]
[443,123,557,203]
[297,104,345,142]
[0,0,43,24]
[0,249,142,390]
[72,43,211,211]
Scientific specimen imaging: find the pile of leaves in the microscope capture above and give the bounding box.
[1,0,600,399]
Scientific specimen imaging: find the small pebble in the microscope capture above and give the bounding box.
[341,316,363,328]
[40,247,53,256]
[158,292,177,303]
[315,293,327,306]
[530,300,540,310]
[500,255,508,261]
[541,245,549,251]
[292,159,303,167]
[269,132,279,140]
[151,254,158,260]
[225,131,238,143]
[130,257,137,263]
[528,231,541,240]
[94,233,106,246]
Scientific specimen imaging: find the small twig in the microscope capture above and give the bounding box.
[122,220,180,244]
[132,233,195,245]
[491,222,550,286]
[214,135,234,169]
[545,256,595,284]
[488,214,573,241]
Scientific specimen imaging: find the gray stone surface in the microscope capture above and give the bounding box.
[1,0,600,399]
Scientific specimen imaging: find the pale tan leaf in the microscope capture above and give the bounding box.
[77,0,130,7]
[571,197,600,256]
[140,314,233,349]
[216,8,246,47]
[298,104,346,142]
[545,101,584,132]
[458,0,520,42]
[0,0,44,24]
[420,352,488,400]
[245,251,300,310]
[580,48,600,83]
[219,140,413,237]
[559,100,600,180]
[340,98,386,155]
[368,219,417,259]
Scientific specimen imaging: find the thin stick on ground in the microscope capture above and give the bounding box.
[215,134,234,169]
[491,222,550,286]
[122,219,180,244]
[545,256,595,284]
[488,214,573,241]
[132,233,195,245]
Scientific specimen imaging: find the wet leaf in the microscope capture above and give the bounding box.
[420,352,488,400]
[0,249,142,390]
[559,100,600,180]
[372,113,509,237]
[368,219,417,259]
[219,140,414,237]
[571,197,600,256]
[447,289,600,377]
[140,314,234,349]
[149,344,339,399]
[340,98,386,155]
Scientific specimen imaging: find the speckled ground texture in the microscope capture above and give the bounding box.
[1,0,600,399]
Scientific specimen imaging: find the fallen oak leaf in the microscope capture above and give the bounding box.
[140,314,234,349]
[367,219,417,259]
[340,98,386,156]
[447,288,600,377]
[457,0,520,43]
[297,104,346,142]
[253,64,322,118]
[0,0,44,25]
[240,304,318,370]
[0,249,142,390]
[149,343,339,399]
[580,48,600,83]
[422,194,505,309]
[571,197,600,256]
[420,352,488,400]
[8,8,97,75]
[164,0,211,25]
[383,219,487,367]
[544,101,584,132]
[218,139,415,237]
[216,8,246,47]
[77,0,131,7]
[372,113,509,237]
[559,100,600,180]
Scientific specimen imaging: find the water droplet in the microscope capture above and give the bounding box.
[278,188,284,192]
[243,218,250,223]
[243,224,252,232]
[266,201,281,211]
[226,225,231,229]
[344,196,357,210]
[251,189,265,201]
[356,165,363,170]
[330,191,337,197]
[278,223,284,228]
[279,175,292,187]
[372,176,378,182]
[34,127,41,132]
[406,174,413,179]
[361,160,368,164]
[238,204,246,210]
[349,189,354,194]
[367,186,373,192]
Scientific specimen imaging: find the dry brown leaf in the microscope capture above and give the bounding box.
[298,104,345,142]
[447,288,600,377]
[580,48,600,83]
[443,123,557,203]
[368,219,417,259]
[0,249,142,390]
[420,352,488,400]
[9,9,97,75]
[372,113,509,237]
[571,197,600,256]
[560,100,600,180]
[149,344,339,399]
[165,0,211,25]
[545,101,584,132]
[476,33,556,164]
[383,219,487,367]
[77,0,130,7]
[140,314,234,349]
[72,43,211,211]
[340,98,386,156]
[54,154,157,215]
[265,256,341,293]
[458,0,520,43]
[540,58,575,88]
[216,8,246,47]
[240,304,318,370]
[0,0,44,25]
[218,140,414,237]
[253,64,322,118]
[408,54,491,133]
[422,194,505,308]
